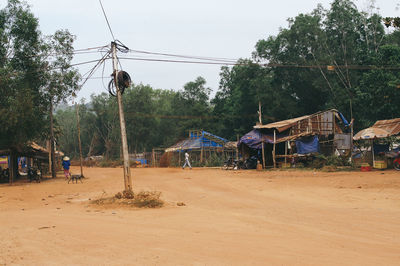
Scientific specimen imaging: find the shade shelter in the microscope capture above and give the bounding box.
[0,142,63,184]
[164,130,235,166]
[353,118,400,168]
[240,109,352,168]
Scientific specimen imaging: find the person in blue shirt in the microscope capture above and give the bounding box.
[62,156,71,180]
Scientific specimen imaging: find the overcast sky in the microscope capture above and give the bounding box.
[10,0,400,100]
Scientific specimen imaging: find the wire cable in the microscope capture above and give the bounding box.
[79,52,112,88]
[99,0,116,41]
[117,56,400,70]
[129,49,238,63]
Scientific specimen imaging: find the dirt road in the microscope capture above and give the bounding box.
[1,167,399,265]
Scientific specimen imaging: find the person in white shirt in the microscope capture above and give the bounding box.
[182,151,192,169]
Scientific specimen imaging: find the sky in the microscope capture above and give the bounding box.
[8,0,399,101]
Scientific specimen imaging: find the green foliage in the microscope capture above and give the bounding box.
[55,0,400,163]
[204,153,224,167]
[0,0,79,150]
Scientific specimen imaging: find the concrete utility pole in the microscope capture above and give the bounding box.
[75,102,84,177]
[112,42,132,192]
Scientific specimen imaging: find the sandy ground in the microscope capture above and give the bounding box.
[0,167,399,266]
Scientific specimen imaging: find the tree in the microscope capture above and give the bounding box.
[0,0,80,180]
[0,0,47,150]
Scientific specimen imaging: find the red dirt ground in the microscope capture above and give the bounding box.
[1,167,399,265]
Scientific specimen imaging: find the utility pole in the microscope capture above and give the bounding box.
[112,41,132,192]
[75,102,84,177]
[50,99,56,179]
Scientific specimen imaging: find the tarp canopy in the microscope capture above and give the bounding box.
[165,131,229,152]
[238,129,291,150]
[296,135,320,154]
[353,127,391,140]
[354,118,400,140]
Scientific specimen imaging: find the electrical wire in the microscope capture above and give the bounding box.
[123,111,275,120]
[73,45,109,52]
[117,56,400,70]
[79,52,112,88]
[118,56,237,66]
[99,0,116,41]
[128,49,238,63]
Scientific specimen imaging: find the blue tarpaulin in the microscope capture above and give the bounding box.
[239,129,264,150]
[166,131,229,152]
[338,112,350,126]
[296,135,320,154]
[238,129,289,150]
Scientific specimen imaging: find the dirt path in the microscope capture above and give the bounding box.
[1,167,399,265]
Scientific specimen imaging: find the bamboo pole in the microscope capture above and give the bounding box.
[50,100,56,179]
[273,130,277,168]
[152,148,155,167]
[285,141,288,165]
[75,102,84,177]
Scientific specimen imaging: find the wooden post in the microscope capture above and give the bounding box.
[200,144,204,164]
[273,130,276,168]
[75,102,84,177]
[47,140,51,175]
[261,142,266,169]
[285,141,288,165]
[9,150,16,185]
[152,148,155,167]
[332,111,336,154]
[350,119,354,163]
[49,100,56,179]
[112,41,132,192]
[371,140,375,167]
[236,134,239,161]
[178,147,182,166]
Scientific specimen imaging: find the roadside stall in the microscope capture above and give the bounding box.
[353,118,400,170]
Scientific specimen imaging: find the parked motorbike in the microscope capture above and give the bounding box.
[27,166,41,183]
[0,168,9,183]
[385,150,400,171]
[243,156,258,169]
[223,157,239,170]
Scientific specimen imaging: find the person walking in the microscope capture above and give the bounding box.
[62,156,71,180]
[182,151,192,169]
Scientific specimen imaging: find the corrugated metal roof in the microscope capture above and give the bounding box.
[254,115,310,131]
[372,118,400,136]
[254,109,340,134]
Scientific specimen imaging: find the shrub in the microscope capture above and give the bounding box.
[326,155,350,167]
[205,153,224,167]
[133,191,164,208]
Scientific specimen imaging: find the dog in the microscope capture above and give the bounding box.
[68,174,83,184]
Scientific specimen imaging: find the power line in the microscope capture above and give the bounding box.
[124,111,275,120]
[80,52,112,88]
[69,58,110,68]
[99,0,116,41]
[129,49,238,63]
[73,45,109,52]
[118,56,237,65]
[117,56,400,70]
